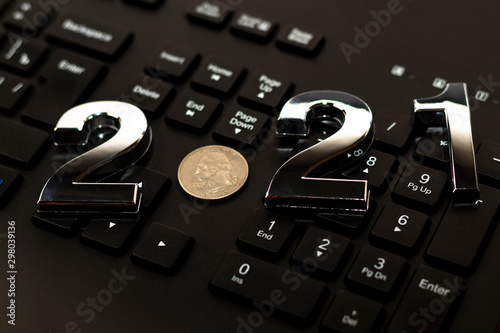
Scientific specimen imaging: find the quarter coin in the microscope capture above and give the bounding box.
[178,145,249,200]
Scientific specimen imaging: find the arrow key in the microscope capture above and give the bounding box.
[81,217,142,255]
[132,223,194,274]
[343,149,397,191]
[291,226,352,278]
[370,203,429,254]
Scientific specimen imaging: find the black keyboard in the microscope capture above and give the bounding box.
[1,0,500,332]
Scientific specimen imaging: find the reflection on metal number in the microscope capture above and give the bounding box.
[265,91,374,212]
[413,83,480,205]
[37,101,151,214]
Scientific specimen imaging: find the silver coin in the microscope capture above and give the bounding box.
[178,145,249,200]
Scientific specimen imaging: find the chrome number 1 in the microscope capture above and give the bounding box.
[413,83,480,204]
[264,91,374,212]
[37,101,151,214]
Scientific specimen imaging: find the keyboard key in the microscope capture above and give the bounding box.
[0,73,31,112]
[321,290,384,333]
[81,217,142,255]
[385,265,466,333]
[213,105,270,147]
[144,42,200,83]
[476,141,500,187]
[118,165,171,211]
[131,223,194,274]
[22,50,105,128]
[415,127,449,166]
[186,0,232,29]
[238,71,294,113]
[121,75,175,118]
[165,90,222,134]
[0,164,21,207]
[32,212,80,236]
[316,212,371,234]
[392,164,447,210]
[343,149,397,191]
[47,12,133,60]
[346,245,407,298]
[291,226,352,278]
[373,108,413,153]
[191,57,246,98]
[210,251,327,323]
[426,185,500,272]
[0,118,49,168]
[4,0,57,36]
[0,34,48,74]
[370,203,429,253]
[237,208,295,258]
[276,25,324,57]
[230,12,277,43]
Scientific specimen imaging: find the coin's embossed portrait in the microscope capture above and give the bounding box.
[193,151,238,193]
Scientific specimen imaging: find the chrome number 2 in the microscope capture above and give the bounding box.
[264,91,374,212]
[37,101,151,214]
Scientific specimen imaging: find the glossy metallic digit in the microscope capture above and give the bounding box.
[413,83,480,205]
[38,101,151,214]
[265,91,374,212]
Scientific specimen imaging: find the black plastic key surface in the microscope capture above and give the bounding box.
[131,222,194,274]
[0,72,30,111]
[0,117,49,167]
[213,105,269,147]
[0,34,48,74]
[238,71,293,112]
[47,12,133,60]
[121,75,175,118]
[186,0,233,29]
[191,57,246,98]
[346,245,407,298]
[22,49,105,128]
[343,149,397,191]
[276,24,324,57]
[237,208,295,258]
[476,141,500,188]
[81,217,142,255]
[118,165,171,211]
[32,212,80,236]
[373,108,413,153]
[230,12,276,43]
[321,290,384,333]
[370,203,429,253]
[4,0,57,36]
[415,127,449,167]
[144,42,199,83]
[392,164,447,210]
[426,185,500,272]
[0,164,21,207]
[291,226,352,278]
[165,90,222,134]
[210,251,327,323]
[385,265,466,333]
